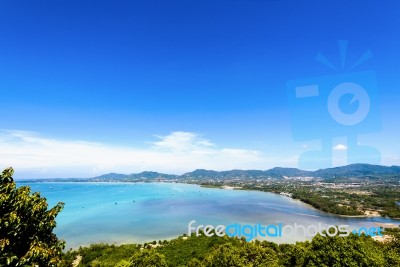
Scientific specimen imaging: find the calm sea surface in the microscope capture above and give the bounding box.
[18,182,399,249]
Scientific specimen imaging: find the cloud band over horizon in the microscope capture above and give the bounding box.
[0,130,277,178]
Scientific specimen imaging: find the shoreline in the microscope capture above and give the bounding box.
[25,180,400,220]
[336,214,372,218]
[199,184,389,219]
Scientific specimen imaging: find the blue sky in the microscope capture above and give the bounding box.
[0,0,399,177]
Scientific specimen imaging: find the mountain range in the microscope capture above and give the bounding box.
[88,163,400,181]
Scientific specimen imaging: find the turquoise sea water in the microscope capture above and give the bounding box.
[19,182,399,249]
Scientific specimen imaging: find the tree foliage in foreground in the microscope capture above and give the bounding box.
[202,242,279,267]
[282,233,391,267]
[62,229,400,267]
[0,167,65,266]
[129,249,168,267]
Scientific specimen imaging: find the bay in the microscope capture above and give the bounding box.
[19,182,399,249]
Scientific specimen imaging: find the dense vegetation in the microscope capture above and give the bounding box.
[60,229,400,267]
[232,180,400,218]
[0,167,65,266]
[295,189,366,216]
[200,180,400,218]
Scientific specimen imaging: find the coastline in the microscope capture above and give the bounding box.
[199,183,387,219]
[336,214,371,218]
[216,186,400,220]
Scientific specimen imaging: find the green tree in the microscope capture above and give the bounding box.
[115,259,131,267]
[130,249,168,267]
[203,242,279,267]
[279,242,309,267]
[383,228,400,266]
[187,258,204,267]
[0,167,65,266]
[301,233,386,267]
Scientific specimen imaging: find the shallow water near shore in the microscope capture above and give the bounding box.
[19,182,399,249]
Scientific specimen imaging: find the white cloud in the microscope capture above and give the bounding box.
[333,144,348,151]
[0,130,269,178]
[153,132,214,152]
